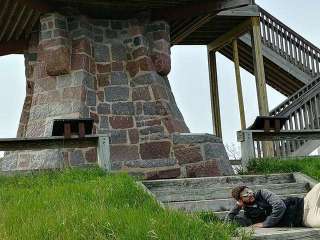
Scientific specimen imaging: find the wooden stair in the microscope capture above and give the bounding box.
[142,173,319,240]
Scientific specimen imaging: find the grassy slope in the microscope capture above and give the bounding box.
[0,168,241,240]
[246,157,320,180]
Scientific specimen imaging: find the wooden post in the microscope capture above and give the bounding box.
[232,39,246,130]
[207,49,222,138]
[250,16,269,116]
[97,135,111,171]
[237,130,255,171]
[250,16,274,157]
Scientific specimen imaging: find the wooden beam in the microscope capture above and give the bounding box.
[0,1,19,41]
[0,40,28,56]
[233,39,246,130]
[152,0,253,21]
[207,18,251,52]
[24,11,40,39]
[217,4,259,17]
[250,16,269,116]
[15,9,34,40]
[250,16,274,157]
[16,0,52,12]
[7,5,27,41]
[207,50,222,138]
[172,15,213,44]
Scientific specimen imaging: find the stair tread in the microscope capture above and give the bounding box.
[166,194,305,212]
[152,182,308,202]
[252,228,320,240]
[143,173,295,190]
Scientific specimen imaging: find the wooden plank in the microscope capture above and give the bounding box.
[0,136,99,151]
[79,122,85,138]
[207,18,251,52]
[152,0,253,21]
[6,5,27,41]
[0,40,28,56]
[64,123,71,138]
[14,9,33,40]
[16,0,52,12]
[217,4,259,17]
[233,39,246,130]
[172,15,212,44]
[0,1,19,41]
[207,50,222,138]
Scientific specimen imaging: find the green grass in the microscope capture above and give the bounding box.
[246,157,320,180]
[0,168,245,240]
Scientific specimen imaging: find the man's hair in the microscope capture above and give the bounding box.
[231,185,247,200]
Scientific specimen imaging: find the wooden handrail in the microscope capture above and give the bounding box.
[270,77,320,116]
[238,129,320,169]
[258,6,320,77]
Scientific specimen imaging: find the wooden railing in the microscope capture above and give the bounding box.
[263,77,320,157]
[259,7,320,78]
[238,130,320,169]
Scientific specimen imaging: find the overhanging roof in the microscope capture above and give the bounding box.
[0,0,255,55]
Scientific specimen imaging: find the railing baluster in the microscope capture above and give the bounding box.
[261,15,267,44]
[283,122,292,154]
[256,141,262,158]
[288,115,297,151]
[315,51,320,75]
[313,95,320,128]
[293,112,301,148]
[284,31,290,60]
[311,49,316,76]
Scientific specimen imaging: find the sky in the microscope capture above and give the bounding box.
[0,0,319,152]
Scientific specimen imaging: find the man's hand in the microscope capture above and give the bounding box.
[252,223,264,228]
[236,200,244,208]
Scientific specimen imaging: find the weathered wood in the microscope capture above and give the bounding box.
[233,39,246,130]
[97,135,111,171]
[7,5,27,41]
[217,4,259,17]
[154,182,308,203]
[207,18,251,52]
[237,131,255,170]
[239,129,320,141]
[143,173,295,190]
[152,0,253,21]
[250,16,269,116]
[167,193,305,212]
[0,1,19,41]
[207,50,222,138]
[0,40,28,56]
[16,0,52,12]
[0,136,99,151]
[172,15,212,44]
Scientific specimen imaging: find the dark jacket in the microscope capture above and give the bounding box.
[226,189,304,227]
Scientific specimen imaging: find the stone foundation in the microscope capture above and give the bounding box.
[0,12,233,178]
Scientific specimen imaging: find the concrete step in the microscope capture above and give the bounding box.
[252,228,320,240]
[153,182,309,203]
[167,194,305,212]
[143,173,295,191]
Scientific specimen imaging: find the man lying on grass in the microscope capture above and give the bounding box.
[225,183,320,228]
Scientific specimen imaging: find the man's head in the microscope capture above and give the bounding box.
[231,185,255,205]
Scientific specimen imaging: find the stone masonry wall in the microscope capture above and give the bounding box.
[0,12,233,178]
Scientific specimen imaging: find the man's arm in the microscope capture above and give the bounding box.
[260,189,286,228]
[225,203,241,221]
